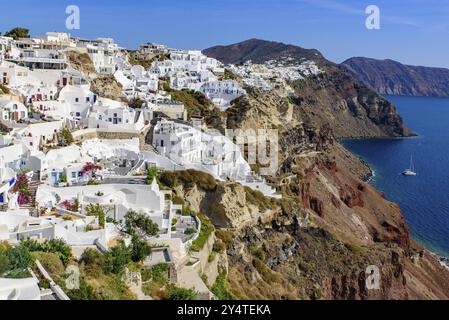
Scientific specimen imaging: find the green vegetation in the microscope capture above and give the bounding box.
[219,69,237,81]
[211,272,233,300]
[207,251,217,263]
[165,285,197,300]
[120,209,159,238]
[141,263,169,283]
[72,248,136,300]
[58,127,74,145]
[21,238,72,266]
[190,212,214,252]
[212,239,226,253]
[160,169,217,192]
[252,258,281,284]
[128,98,145,109]
[86,204,107,228]
[215,229,233,248]
[170,89,212,117]
[4,27,30,40]
[146,166,160,185]
[184,227,196,235]
[249,244,266,261]
[32,251,64,279]
[128,52,169,69]
[0,243,33,278]
[59,173,67,183]
[103,241,132,274]
[244,186,275,211]
[140,263,195,300]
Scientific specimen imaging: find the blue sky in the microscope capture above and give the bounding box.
[1,0,448,68]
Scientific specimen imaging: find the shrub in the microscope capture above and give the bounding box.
[103,241,131,274]
[249,245,266,261]
[6,245,34,273]
[86,203,106,228]
[215,230,233,247]
[213,240,226,253]
[32,251,64,276]
[146,166,160,185]
[59,127,74,145]
[121,210,159,238]
[160,170,217,192]
[211,272,233,300]
[21,238,72,266]
[244,186,274,211]
[190,212,214,252]
[80,248,103,265]
[208,251,217,263]
[165,285,197,300]
[184,227,196,235]
[130,235,151,263]
[141,263,169,283]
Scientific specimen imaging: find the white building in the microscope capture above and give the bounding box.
[199,80,245,110]
[86,98,145,132]
[0,97,28,125]
[58,85,96,122]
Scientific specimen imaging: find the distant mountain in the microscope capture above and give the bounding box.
[203,39,413,138]
[342,57,449,97]
[203,38,330,67]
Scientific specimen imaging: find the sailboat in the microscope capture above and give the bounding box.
[402,155,417,176]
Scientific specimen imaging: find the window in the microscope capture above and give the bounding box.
[161,140,164,147]
[71,172,76,178]
[76,112,80,117]
[78,172,83,177]
[75,98,79,102]
[86,97,90,102]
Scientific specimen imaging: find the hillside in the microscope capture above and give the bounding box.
[194,39,449,299]
[342,57,449,97]
[203,38,331,67]
[204,39,414,138]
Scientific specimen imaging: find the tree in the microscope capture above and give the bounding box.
[103,241,131,274]
[59,127,74,145]
[146,166,160,185]
[121,210,159,238]
[5,27,30,40]
[130,235,151,262]
[86,204,107,228]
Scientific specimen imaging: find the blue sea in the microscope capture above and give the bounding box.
[343,95,449,258]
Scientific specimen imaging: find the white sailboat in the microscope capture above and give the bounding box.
[402,155,417,176]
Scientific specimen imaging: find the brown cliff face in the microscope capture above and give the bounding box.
[166,39,449,299]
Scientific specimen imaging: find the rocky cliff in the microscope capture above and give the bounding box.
[342,57,449,97]
[165,39,449,299]
[204,39,414,138]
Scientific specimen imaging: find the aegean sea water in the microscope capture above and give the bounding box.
[343,95,449,258]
